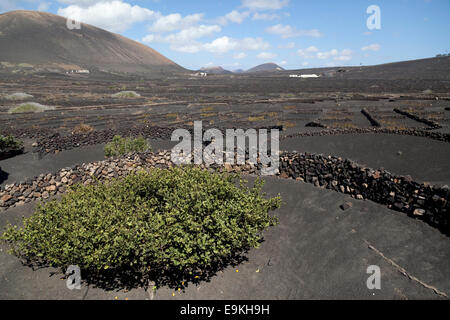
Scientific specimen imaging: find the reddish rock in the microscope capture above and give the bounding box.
[373,171,381,179]
[280,172,289,179]
[340,202,353,211]
[46,185,57,192]
[1,194,12,202]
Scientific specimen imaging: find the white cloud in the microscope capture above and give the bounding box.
[239,37,270,51]
[242,0,289,10]
[317,48,352,61]
[142,10,229,54]
[0,0,13,9]
[252,12,279,21]
[234,52,247,59]
[142,34,156,43]
[317,49,338,59]
[302,62,309,66]
[341,49,353,56]
[297,46,319,58]
[38,2,50,11]
[149,13,203,33]
[57,0,105,5]
[218,10,250,25]
[143,24,221,53]
[266,24,322,38]
[171,44,204,53]
[226,10,250,23]
[257,52,277,60]
[203,36,239,53]
[142,11,269,55]
[278,42,295,49]
[279,60,287,66]
[361,43,381,51]
[163,25,221,43]
[57,1,157,33]
[333,55,352,61]
[298,47,352,62]
[159,36,269,54]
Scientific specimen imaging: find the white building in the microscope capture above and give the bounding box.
[66,69,90,74]
[193,72,207,77]
[290,74,319,78]
[301,74,319,78]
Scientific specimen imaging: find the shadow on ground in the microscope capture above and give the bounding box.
[12,251,250,292]
[77,252,249,291]
[0,167,8,184]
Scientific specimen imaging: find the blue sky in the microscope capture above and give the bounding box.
[1,0,449,70]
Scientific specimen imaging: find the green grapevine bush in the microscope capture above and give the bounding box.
[1,167,280,287]
[0,135,24,159]
[104,135,150,157]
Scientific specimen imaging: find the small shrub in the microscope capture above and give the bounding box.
[1,167,280,287]
[1,61,14,68]
[4,92,34,101]
[17,63,33,68]
[0,135,24,158]
[248,115,265,122]
[201,106,214,112]
[165,113,178,119]
[112,91,141,98]
[331,122,358,129]
[379,119,407,130]
[9,102,55,113]
[104,135,150,157]
[263,112,278,118]
[73,123,94,134]
[201,112,216,118]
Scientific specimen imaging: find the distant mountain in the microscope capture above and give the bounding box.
[233,69,245,73]
[0,10,185,75]
[200,66,233,74]
[246,63,285,73]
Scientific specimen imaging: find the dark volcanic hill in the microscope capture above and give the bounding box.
[0,10,185,74]
[246,63,285,73]
[288,56,450,80]
[200,66,233,74]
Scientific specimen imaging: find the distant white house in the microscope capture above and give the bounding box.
[191,72,207,77]
[301,74,319,78]
[66,69,90,74]
[289,74,319,78]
